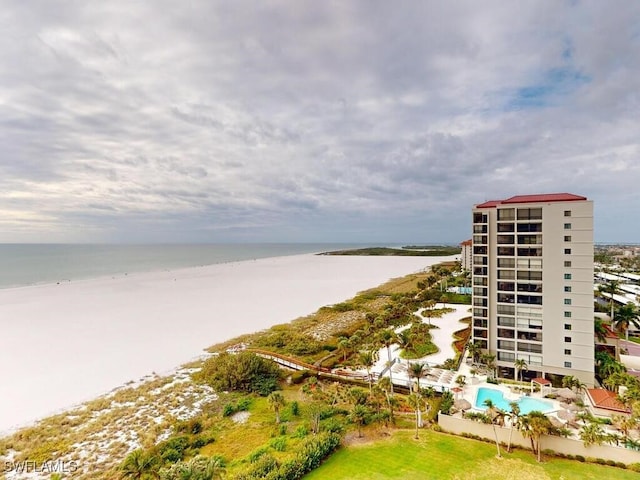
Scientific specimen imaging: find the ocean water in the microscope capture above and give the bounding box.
[0,243,366,289]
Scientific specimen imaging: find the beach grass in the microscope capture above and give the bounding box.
[304,429,638,480]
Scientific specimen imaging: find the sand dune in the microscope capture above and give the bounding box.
[0,253,456,433]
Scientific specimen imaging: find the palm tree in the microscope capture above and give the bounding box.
[481,353,497,378]
[395,329,412,353]
[506,401,521,453]
[408,362,427,391]
[422,300,437,326]
[359,350,375,393]
[348,387,368,406]
[614,303,640,342]
[467,341,482,364]
[337,336,350,362]
[268,391,286,424]
[350,404,369,438]
[408,362,427,426]
[599,278,621,320]
[612,414,638,440]
[520,411,553,462]
[483,399,503,458]
[119,449,158,480]
[514,358,528,382]
[407,393,424,439]
[377,376,396,423]
[594,318,608,343]
[579,423,606,446]
[378,329,396,394]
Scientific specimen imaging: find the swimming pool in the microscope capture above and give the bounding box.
[474,387,554,414]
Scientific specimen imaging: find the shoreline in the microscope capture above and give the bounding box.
[0,253,457,434]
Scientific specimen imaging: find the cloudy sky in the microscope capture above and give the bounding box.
[1,1,639,244]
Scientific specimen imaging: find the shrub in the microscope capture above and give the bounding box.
[270,436,287,452]
[290,371,310,385]
[321,418,345,434]
[237,397,252,411]
[616,461,627,469]
[161,447,182,463]
[248,447,270,463]
[195,352,281,395]
[222,403,236,417]
[575,455,585,462]
[158,435,190,462]
[293,425,309,438]
[630,463,640,473]
[606,459,616,466]
[289,401,300,416]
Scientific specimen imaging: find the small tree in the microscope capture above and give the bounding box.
[378,329,396,394]
[359,350,375,393]
[514,358,528,382]
[268,391,286,424]
[483,399,503,458]
[579,422,607,446]
[119,449,159,480]
[507,401,521,453]
[350,404,370,438]
[614,303,640,342]
[520,411,553,462]
[407,393,424,439]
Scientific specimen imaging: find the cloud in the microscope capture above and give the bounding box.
[0,1,639,242]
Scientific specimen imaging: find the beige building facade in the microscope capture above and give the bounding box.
[471,193,594,386]
[460,239,472,271]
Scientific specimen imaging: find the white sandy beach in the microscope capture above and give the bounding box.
[0,253,456,434]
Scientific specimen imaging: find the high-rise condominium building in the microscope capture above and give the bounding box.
[471,193,594,386]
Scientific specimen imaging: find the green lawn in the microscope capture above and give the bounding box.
[304,429,638,480]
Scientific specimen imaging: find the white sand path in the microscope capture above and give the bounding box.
[0,253,456,433]
[370,303,471,389]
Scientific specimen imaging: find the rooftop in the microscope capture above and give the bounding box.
[475,193,587,208]
[585,388,630,414]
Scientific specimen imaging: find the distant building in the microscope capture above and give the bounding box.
[471,193,594,386]
[460,239,472,271]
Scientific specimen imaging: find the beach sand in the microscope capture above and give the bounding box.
[0,253,456,433]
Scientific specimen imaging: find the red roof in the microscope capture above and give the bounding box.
[532,377,551,385]
[475,200,502,208]
[475,193,587,209]
[501,193,587,204]
[586,388,630,413]
[460,239,472,246]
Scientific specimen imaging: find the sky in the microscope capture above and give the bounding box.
[1,1,639,244]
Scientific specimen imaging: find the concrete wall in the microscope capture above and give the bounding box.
[438,413,640,465]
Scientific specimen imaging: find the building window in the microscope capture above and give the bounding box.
[564,286,572,292]
[564,323,572,330]
[564,273,572,280]
[564,223,572,229]
[564,248,572,254]
[564,361,572,368]
[564,261,572,267]
[564,298,572,305]
[564,210,571,217]
[564,336,572,343]
[564,311,572,318]
[564,235,572,242]
[564,349,572,355]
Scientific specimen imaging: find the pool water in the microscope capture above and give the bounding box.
[475,387,553,414]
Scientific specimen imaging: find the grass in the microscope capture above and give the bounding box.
[304,429,638,480]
